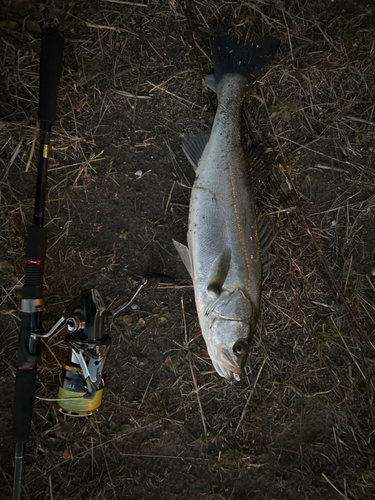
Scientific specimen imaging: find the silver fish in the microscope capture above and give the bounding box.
[174,34,279,381]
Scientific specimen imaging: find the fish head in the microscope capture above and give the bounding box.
[203,288,254,381]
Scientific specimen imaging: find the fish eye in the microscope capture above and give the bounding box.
[233,340,247,355]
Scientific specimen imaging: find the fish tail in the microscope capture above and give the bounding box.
[210,32,279,85]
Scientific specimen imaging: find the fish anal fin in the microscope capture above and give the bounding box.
[182,131,211,170]
[173,239,193,278]
[207,248,231,295]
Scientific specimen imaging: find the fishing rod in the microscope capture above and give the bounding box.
[12,27,64,500]
[11,27,175,500]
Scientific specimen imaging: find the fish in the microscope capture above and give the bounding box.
[173,32,279,381]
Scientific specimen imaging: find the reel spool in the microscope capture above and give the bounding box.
[58,362,104,416]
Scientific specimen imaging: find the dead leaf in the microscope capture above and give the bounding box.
[138,317,146,327]
[63,447,72,459]
[165,356,174,368]
[123,315,132,325]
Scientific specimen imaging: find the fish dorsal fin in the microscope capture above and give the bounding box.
[182,131,211,170]
[207,248,231,295]
[258,217,278,272]
[240,124,274,192]
[173,239,193,278]
[250,154,274,192]
[204,74,217,93]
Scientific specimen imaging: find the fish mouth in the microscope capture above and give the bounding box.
[212,348,242,381]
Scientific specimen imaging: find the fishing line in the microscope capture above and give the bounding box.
[58,387,103,416]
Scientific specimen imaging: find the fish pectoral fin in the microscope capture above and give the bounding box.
[172,239,193,278]
[182,131,211,171]
[207,248,231,295]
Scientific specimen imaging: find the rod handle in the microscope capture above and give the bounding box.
[13,368,37,443]
[38,27,64,125]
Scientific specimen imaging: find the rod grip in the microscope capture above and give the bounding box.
[13,368,37,443]
[38,28,64,125]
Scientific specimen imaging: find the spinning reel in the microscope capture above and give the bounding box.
[40,276,170,416]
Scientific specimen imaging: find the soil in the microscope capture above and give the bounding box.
[1,1,375,499]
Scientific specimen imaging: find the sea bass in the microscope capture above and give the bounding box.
[173,33,279,381]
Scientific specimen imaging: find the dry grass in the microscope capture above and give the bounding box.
[1,0,375,499]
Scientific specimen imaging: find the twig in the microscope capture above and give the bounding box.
[117,453,209,460]
[49,475,53,500]
[282,10,294,62]
[94,419,118,499]
[101,0,148,6]
[321,473,348,499]
[41,338,62,368]
[344,256,353,293]
[132,65,141,123]
[189,361,208,439]
[85,22,136,35]
[344,115,375,126]
[8,142,22,169]
[113,90,151,99]
[164,180,176,214]
[277,136,356,168]
[235,357,267,434]
[148,70,192,92]
[25,122,38,172]
[169,202,189,208]
[147,81,200,108]
[133,169,152,181]
[311,164,347,173]
[181,296,208,438]
[140,374,154,408]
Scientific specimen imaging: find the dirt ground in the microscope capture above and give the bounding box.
[1,0,375,499]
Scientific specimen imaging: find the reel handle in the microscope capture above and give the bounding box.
[38,28,64,125]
